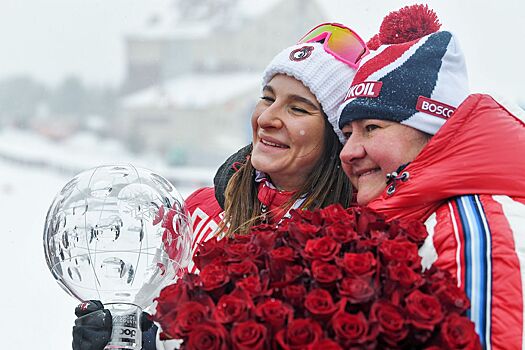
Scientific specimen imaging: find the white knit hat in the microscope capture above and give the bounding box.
[262,42,357,143]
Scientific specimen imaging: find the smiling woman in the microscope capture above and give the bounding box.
[335,5,525,348]
[184,23,368,252]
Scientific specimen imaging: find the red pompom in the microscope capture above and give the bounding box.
[366,34,382,51]
[378,4,441,45]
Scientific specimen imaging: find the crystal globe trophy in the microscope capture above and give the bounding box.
[43,165,192,349]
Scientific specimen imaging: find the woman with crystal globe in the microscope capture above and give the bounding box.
[68,22,369,349]
[335,5,525,349]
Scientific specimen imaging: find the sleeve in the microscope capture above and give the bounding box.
[185,187,225,273]
[425,194,524,350]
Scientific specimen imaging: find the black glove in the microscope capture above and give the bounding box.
[213,143,252,209]
[73,300,112,350]
[72,300,155,350]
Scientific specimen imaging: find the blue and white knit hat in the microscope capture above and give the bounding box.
[337,9,469,135]
[263,42,358,142]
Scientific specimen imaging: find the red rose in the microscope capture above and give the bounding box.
[434,283,470,314]
[406,290,443,331]
[331,311,376,348]
[193,237,226,271]
[200,262,230,291]
[439,313,482,350]
[275,318,323,350]
[379,238,421,268]
[252,226,279,250]
[389,219,428,244]
[236,275,271,298]
[288,222,320,246]
[231,320,268,350]
[290,208,323,226]
[370,300,408,345]
[338,277,376,304]
[280,264,304,285]
[255,299,293,330]
[304,288,340,319]
[311,260,343,284]
[310,339,343,350]
[225,242,262,261]
[154,279,189,318]
[324,221,358,243]
[213,290,253,324]
[169,301,211,338]
[357,207,388,234]
[269,246,296,262]
[321,203,354,219]
[282,284,307,307]
[336,252,376,277]
[387,261,423,289]
[187,322,230,350]
[303,236,340,261]
[228,259,259,278]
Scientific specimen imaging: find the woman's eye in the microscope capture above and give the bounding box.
[260,96,274,103]
[342,131,352,139]
[365,124,379,132]
[291,107,308,114]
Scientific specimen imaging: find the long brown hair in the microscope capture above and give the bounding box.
[220,117,351,236]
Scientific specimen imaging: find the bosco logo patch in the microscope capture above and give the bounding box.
[416,96,455,119]
[289,46,314,62]
[344,81,382,100]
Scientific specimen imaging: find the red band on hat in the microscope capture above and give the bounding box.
[416,96,455,119]
[353,39,421,83]
[344,81,382,100]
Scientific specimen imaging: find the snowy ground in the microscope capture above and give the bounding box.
[0,130,212,349]
[0,160,79,348]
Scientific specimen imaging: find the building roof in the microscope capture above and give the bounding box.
[121,72,260,109]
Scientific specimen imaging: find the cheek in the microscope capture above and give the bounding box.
[293,120,325,148]
[251,108,262,135]
[368,139,402,172]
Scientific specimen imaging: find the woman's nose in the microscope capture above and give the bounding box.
[257,105,284,129]
[340,136,366,164]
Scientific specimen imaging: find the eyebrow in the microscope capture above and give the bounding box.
[263,85,321,111]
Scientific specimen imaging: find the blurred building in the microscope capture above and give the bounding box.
[118,0,326,166]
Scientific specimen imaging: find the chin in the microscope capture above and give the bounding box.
[356,192,375,206]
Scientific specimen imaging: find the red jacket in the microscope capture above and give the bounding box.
[368,94,525,349]
[185,181,296,272]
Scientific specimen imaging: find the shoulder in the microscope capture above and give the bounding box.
[186,187,223,226]
[186,187,215,205]
[185,187,224,241]
[186,187,221,214]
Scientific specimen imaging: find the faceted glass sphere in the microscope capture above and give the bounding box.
[43,164,192,308]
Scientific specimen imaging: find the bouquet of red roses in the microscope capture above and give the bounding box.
[153,205,481,350]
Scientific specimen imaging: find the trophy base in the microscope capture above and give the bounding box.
[104,303,142,350]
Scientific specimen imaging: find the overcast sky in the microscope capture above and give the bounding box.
[0,0,523,101]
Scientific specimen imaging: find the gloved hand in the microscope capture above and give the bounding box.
[72,300,112,350]
[72,300,155,350]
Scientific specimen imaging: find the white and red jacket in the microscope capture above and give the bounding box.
[368,94,525,349]
[185,180,297,273]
